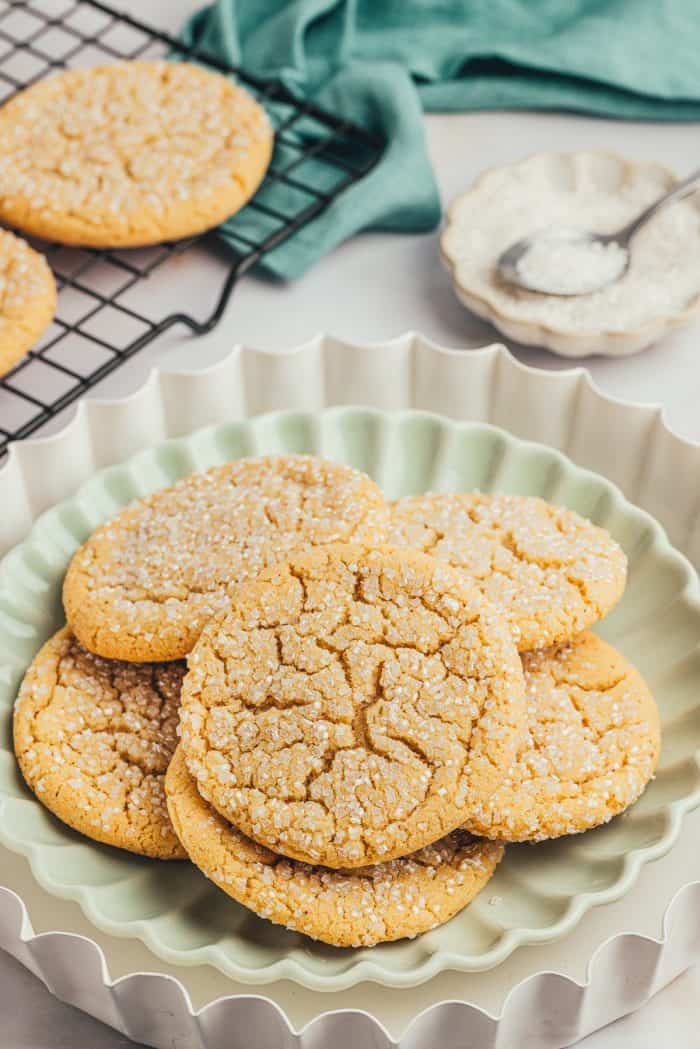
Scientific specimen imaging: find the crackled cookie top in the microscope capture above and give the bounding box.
[0,229,56,377]
[179,543,526,868]
[166,748,503,947]
[468,632,660,842]
[388,493,627,652]
[0,61,273,247]
[14,627,185,858]
[63,454,390,662]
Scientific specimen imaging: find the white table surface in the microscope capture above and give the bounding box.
[3,2,700,1046]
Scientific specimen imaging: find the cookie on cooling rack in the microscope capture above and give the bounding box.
[0,61,273,247]
[0,229,55,377]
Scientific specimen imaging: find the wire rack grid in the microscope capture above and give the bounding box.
[0,0,384,457]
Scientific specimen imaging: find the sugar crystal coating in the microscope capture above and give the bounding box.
[0,61,273,247]
[0,228,55,376]
[166,746,503,947]
[466,631,661,841]
[14,627,186,859]
[388,493,627,652]
[179,543,526,868]
[63,454,391,662]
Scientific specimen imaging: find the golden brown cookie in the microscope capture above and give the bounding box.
[0,229,55,376]
[166,747,503,947]
[14,627,185,859]
[0,61,273,247]
[388,493,627,652]
[63,454,390,663]
[466,632,660,842]
[179,543,526,868]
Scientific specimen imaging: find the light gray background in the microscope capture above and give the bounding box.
[3,1,700,1045]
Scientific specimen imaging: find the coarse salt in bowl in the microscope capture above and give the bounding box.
[441,151,700,357]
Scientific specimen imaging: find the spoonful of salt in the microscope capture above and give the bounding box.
[497,164,700,296]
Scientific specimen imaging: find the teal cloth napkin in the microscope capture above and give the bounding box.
[182,0,700,279]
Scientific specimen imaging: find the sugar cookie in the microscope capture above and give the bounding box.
[467,632,660,841]
[63,454,390,662]
[0,229,55,376]
[388,493,627,652]
[14,627,185,858]
[0,61,273,247]
[179,543,526,868]
[166,747,503,947]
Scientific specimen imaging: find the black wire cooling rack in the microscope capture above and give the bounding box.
[0,0,384,456]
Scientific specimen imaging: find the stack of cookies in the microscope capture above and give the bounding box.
[14,454,661,948]
[0,59,273,375]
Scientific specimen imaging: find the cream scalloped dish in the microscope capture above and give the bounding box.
[441,152,700,356]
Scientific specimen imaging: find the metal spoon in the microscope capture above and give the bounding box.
[497,165,700,296]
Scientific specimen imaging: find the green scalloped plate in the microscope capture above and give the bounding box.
[1,408,699,991]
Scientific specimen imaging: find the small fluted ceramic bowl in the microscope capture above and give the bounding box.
[441,151,700,357]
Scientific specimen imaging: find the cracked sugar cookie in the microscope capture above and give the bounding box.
[64,455,390,663]
[388,493,627,652]
[0,229,55,377]
[179,543,526,869]
[467,632,660,842]
[14,627,185,859]
[0,61,273,247]
[166,747,503,947]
